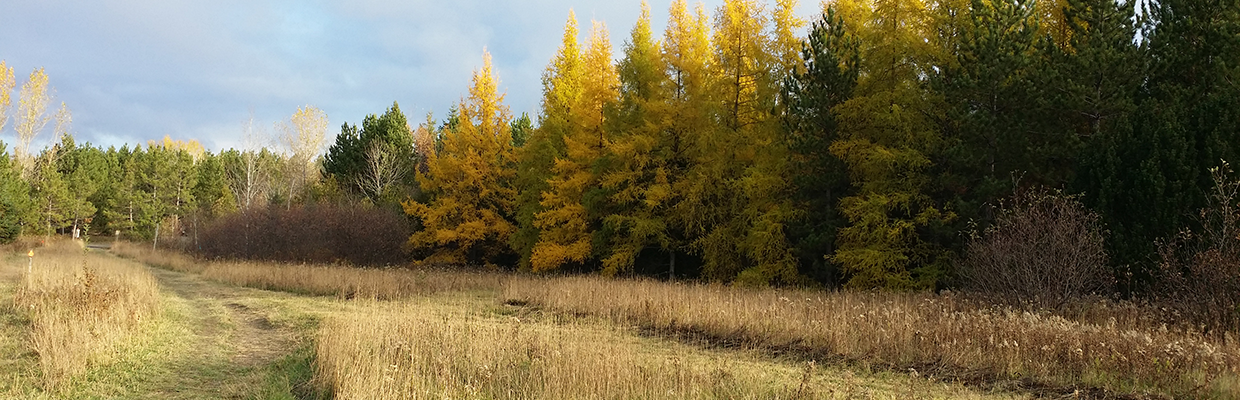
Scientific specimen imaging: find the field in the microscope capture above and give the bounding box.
[0,241,1234,399]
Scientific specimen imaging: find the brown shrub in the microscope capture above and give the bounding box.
[958,188,1114,309]
[1155,163,1240,334]
[197,203,410,266]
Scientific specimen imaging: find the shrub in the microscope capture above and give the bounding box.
[1155,162,1240,334]
[958,188,1113,308]
[197,202,411,266]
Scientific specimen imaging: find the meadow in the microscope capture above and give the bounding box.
[0,240,1234,398]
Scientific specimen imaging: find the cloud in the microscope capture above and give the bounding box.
[0,0,821,152]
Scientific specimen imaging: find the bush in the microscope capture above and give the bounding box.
[197,203,411,266]
[1155,162,1240,334]
[958,188,1113,308]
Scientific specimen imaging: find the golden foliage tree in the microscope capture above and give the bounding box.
[661,0,718,278]
[279,105,329,202]
[599,1,677,276]
[829,0,954,290]
[511,13,583,269]
[15,67,51,177]
[530,22,620,272]
[689,0,802,285]
[0,61,13,134]
[405,51,517,266]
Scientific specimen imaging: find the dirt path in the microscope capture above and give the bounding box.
[146,267,298,369]
[114,264,333,399]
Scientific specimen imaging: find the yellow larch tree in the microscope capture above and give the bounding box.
[662,0,717,279]
[599,1,677,276]
[530,21,620,272]
[405,51,517,266]
[681,0,801,284]
[828,0,954,289]
[772,0,808,79]
[1036,0,1072,47]
[511,12,583,269]
[151,135,206,162]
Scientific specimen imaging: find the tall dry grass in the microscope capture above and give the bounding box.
[503,276,1240,398]
[315,304,923,400]
[112,241,503,299]
[11,241,160,390]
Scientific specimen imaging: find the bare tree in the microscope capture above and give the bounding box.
[0,61,14,135]
[228,115,272,210]
[355,141,408,202]
[277,105,328,207]
[14,68,51,177]
[51,102,71,145]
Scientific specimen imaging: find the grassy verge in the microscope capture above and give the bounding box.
[501,276,1240,398]
[10,241,160,392]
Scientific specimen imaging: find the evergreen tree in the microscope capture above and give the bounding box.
[323,102,415,204]
[29,148,72,239]
[57,135,109,237]
[782,6,859,284]
[931,0,1051,237]
[1093,0,1239,288]
[0,143,30,242]
[509,112,534,148]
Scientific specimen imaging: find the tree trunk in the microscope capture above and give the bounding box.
[669,251,676,281]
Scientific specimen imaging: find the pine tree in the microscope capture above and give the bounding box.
[1091,0,1238,288]
[406,51,517,266]
[0,143,30,242]
[782,6,860,284]
[56,135,109,238]
[29,148,72,239]
[932,0,1052,234]
[323,102,414,204]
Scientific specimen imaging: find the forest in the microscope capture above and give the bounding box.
[1,0,1238,302]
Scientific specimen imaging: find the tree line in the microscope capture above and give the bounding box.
[2,0,1239,294]
[404,0,1240,293]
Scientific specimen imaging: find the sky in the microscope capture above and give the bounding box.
[0,0,822,152]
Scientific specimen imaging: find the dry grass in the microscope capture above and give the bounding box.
[11,240,160,390]
[112,241,504,299]
[314,301,1024,400]
[108,242,1240,397]
[502,276,1240,398]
